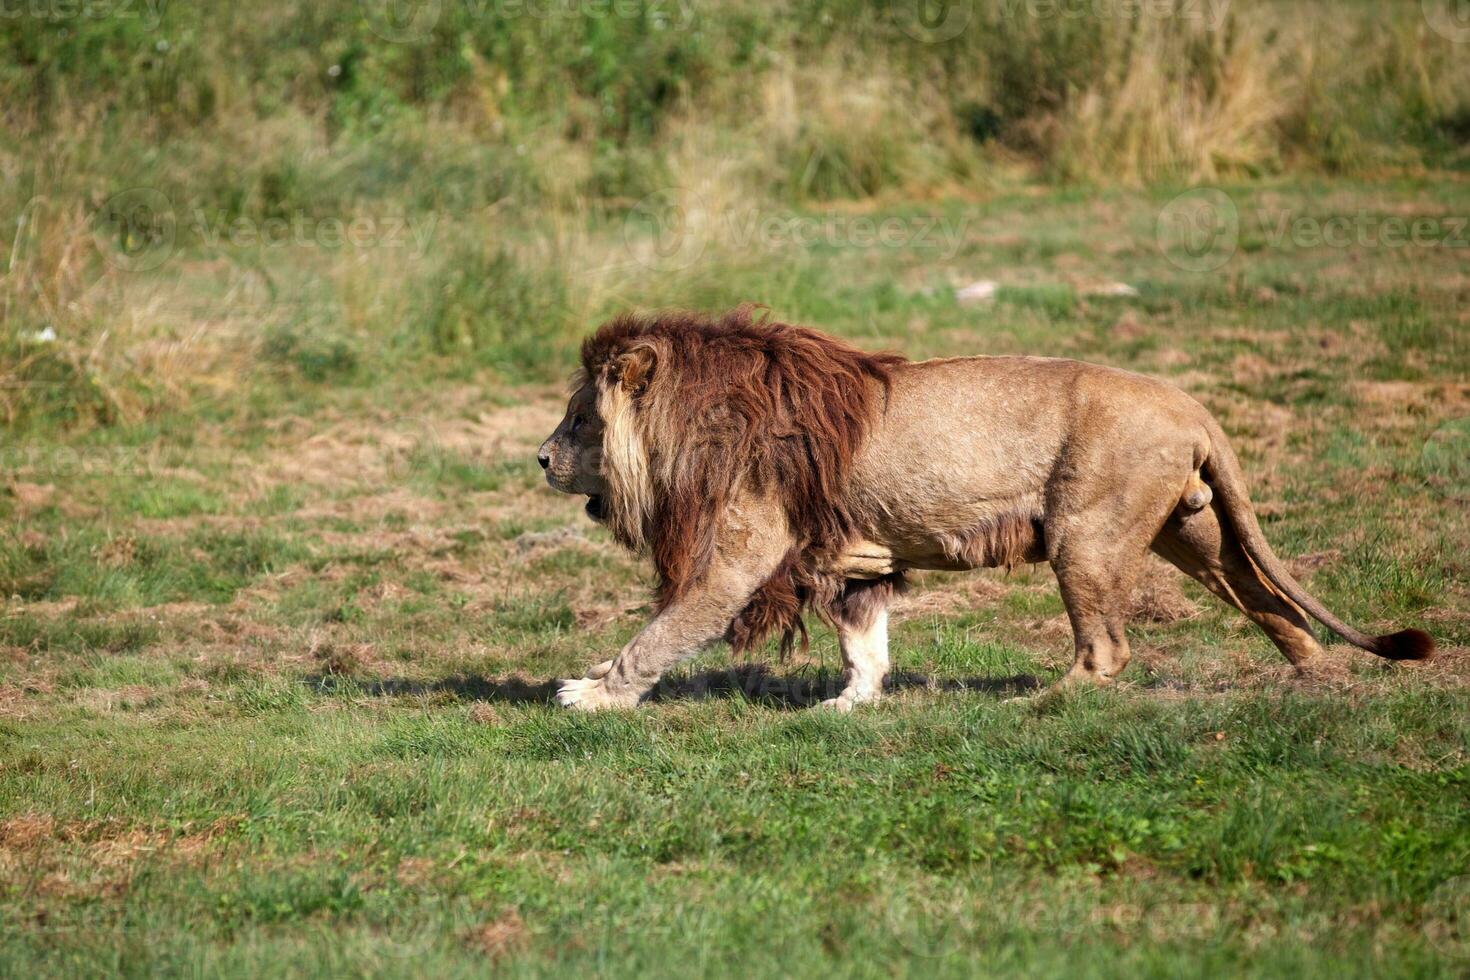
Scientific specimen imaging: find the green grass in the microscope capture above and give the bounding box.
[1,682,1466,976]
[2,177,1468,975]
[6,4,1469,970]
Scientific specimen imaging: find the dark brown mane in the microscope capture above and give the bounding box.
[581,305,905,653]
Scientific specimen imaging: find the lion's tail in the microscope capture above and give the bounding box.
[1200,419,1434,661]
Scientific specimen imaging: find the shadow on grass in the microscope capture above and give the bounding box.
[307,665,1042,709]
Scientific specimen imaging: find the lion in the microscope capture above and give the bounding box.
[537,307,1434,712]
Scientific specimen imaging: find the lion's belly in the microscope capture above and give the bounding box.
[840,359,1064,574]
[829,496,1049,579]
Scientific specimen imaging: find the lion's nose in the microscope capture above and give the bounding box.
[537,451,551,470]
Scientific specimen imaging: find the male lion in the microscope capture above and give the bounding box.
[538,307,1434,711]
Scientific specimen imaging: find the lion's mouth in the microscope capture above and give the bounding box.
[585,494,608,521]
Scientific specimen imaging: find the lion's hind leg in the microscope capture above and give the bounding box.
[1045,492,1184,692]
[821,576,901,712]
[1052,560,1137,691]
[1151,501,1322,668]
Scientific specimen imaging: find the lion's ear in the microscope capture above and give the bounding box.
[613,344,657,396]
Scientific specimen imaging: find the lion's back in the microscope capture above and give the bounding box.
[850,355,1213,536]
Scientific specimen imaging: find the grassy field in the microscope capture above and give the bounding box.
[2,177,1468,976]
[3,1,1470,976]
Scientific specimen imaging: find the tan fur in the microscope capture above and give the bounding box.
[539,310,1434,711]
[937,510,1045,572]
[1181,470,1213,510]
[596,378,654,552]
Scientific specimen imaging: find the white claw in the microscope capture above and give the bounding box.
[818,689,880,713]
[555,675,635,711]
[555,677,599,710]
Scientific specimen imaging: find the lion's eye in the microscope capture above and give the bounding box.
[570,415,585,434]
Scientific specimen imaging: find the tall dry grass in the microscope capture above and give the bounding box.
[2,0,1467,431]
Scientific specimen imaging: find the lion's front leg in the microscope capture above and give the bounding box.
[821,577,895,713]
[823,609,888,712]
[555,596,731,711]
[554,659,619,709]
[557,496,792,711]
[554,671,631,710]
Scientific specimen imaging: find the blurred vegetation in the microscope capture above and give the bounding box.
[0,11,1467,972]
[2,0,1468,431]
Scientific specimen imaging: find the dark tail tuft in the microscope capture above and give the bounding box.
[1372,628,1436,661]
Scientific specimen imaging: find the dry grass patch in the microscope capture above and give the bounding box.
[463,909,529,959]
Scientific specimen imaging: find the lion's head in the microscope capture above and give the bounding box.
[539,305,904,649]
[538,381,610,521]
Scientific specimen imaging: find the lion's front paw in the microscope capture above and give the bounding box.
[819,688,881,713]
[555,676,639,712]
